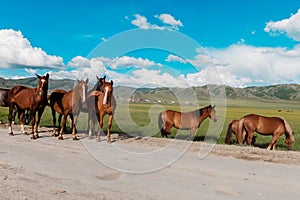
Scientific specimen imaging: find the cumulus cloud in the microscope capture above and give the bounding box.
[165,54,187,63]
[0,29,64,69]
[131,14,162,30]
[209,44,300,86]
[155,14,183,30]
[110,56,159,69]
[265,9,300,41]
[131,13,183,30]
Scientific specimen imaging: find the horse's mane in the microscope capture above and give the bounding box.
[281,118,295,142]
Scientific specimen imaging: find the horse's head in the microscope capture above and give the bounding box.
[95,75,106,92]
[101,80,113,105]
[36,73,49,96]
[76,78,89,103]
[208,105,217,122]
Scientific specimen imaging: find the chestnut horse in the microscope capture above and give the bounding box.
[237,114,295,150]
[225,119,256,145]
[49,79,88,140]
[7,73,49,139]
[87,79,115,143]
[158,105,217,140]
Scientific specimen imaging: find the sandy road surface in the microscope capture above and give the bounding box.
[0,126,300,200]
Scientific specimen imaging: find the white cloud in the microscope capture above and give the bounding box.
[131,14,182,30]
[110,56,159,69]
[265,9,300,41]
[131,14,162,30]
[24,68,37,74]
[0,29,64,69]
[209,44,300,86]
[165,54,187,63]
[155,14,183,30]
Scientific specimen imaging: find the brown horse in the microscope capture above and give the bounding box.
[225,119,256,145]
[237,114,295,150]
[158,105,217,140]
[7,73,49,139]
[49,79,88,140]
[87,79,115,143]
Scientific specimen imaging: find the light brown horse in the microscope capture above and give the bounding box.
[49,79,88,140]
[7,73,49,139]
[87,79,116,143]
[237,114,295,150]
[225,119,256,145]
[158,105,217,140]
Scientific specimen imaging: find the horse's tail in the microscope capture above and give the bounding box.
[158,112,166,137]
[225,120,234,144]
[282,118,295,142]
[237,118,245,144]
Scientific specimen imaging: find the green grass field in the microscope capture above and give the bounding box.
[1,98,300,151]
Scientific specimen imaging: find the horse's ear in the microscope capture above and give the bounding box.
[36,74,41,79]
[46,73,49,79]
[96,76,100,81]
[76,79,80,83]
[212,105,216,109]
[110,80,113,85]
[86,78,89,84]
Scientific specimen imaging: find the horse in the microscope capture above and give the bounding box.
[0,88,31,125]
[49,79,88,140]
[7,73,49,139]
[225,119,256,145]
[237,114,295,150]
[158,105,217,140]
[87,78,115,143]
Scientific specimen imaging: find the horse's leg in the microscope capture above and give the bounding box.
[189,128,196,141]
[59,114,67,140]
[72,115,79,140]
[98,112,105,142]
[246,131,254,146]
[8,104,14,136]
[34,108,44,139]
[106,114,113,143]
[30,110,36,139]
[161,121,172,137]
[51,107,57,136]
[12,105,17,125]
[267,133,280,150]
[18,109,26,135]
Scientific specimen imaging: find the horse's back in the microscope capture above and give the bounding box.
[243,114,284,133]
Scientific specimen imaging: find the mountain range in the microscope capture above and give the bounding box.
[0,77,300,101]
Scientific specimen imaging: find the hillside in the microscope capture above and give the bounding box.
[0,77,300,101]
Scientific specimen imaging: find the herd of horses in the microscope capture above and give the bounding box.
[0,73,296,150]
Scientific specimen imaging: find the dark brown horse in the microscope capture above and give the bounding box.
[225,119,256,145]
[0,88,31,125]
[237,114,295,150]
[158,105,217,140]
[49,79,88,140]
[7,73,49,139]
[87,79,115,143]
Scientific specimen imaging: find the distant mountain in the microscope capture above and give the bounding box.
[1,77,300,101]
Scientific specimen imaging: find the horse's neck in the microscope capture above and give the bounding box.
[73,86,82,102]
[35,87,47,100]
[198,109,208,124]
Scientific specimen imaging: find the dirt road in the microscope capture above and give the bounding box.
[0,126,300,199]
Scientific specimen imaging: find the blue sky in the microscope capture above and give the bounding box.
[1,0,300,87]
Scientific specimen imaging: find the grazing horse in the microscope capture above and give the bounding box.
[0,88,30,125]
[49,79,88,140]
[158,105,217,140]
[225,119,256,145]
[87,79,115,143]
[7,73,49,139]
[237,114,295,150]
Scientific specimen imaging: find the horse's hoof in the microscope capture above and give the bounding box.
[107,139,111,143]
[58,136,63,140]
[73,137,79,141]
[22,132,28,135]
[30,135,36,140]
[8,132,14,136]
